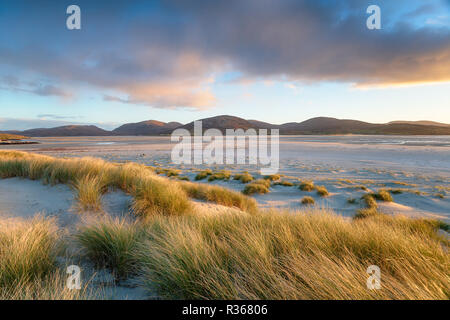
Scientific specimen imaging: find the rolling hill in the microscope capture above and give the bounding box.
[2,116,450,136]
[112,120,182,135]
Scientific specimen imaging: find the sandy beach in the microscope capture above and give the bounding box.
[2,135,449,222]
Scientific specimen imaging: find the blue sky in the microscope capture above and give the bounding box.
[0,0,449,130]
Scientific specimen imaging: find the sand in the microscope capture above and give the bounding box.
[1,135,449,222]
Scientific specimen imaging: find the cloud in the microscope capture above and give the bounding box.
[1,0,449,109]
[37,114,83,120]
[0,75,71,98]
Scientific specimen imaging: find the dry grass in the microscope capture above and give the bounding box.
[242,179,271,195]
[76,217,143,278]
[195,169,213,181]
[135,210,449,299]
[73,175,106,212]
[0,216,60,287]
[179,181,258,214]
[208,170,231,182]
[233,172,254,184]
[362,194,378,209]
[263,174,281,181]
[0,151,254,215]
[301,196,315,205]
[372,189,393,202]
[273,180,294,187]
[299,181,315,192]
[315,186,329,197]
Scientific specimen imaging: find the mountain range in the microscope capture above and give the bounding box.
[2,116,450,136]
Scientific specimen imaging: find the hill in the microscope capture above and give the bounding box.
[3,116,450,136]
[20,125,111,137]
[112,120,182,135]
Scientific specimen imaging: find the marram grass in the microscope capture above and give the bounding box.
[0,151,257,215]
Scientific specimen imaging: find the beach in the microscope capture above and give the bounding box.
[2,135,449,222]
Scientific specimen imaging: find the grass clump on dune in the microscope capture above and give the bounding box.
[242,179,271,196]
[299,181,315,192]
[0,216,100,300]
[273,180,294,187]
[134,210,449,299]
[362,194,378,209]
[0,216,60,287]
[73,175,106,212]
[301,196,315,205]
[233,172,254,184]
[315,186,329,197]
[207,170,231,182]
[263,174,281,181]
[76,218,142,278]
[0,151,191,217]
[179,181,258,214]
[195,169,212,181]
[372,189,393,202]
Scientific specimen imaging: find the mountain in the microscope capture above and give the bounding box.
[3,116,450,136]
[20,125,111,137]
[179,115,256,133]
[388,120,450,128]
[112,120,182,135]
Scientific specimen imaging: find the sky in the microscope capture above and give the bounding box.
[0,0,449,130]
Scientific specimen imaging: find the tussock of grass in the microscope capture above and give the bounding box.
[361,194,378,209]
[76,218,142,278]
[135,211,449,299]
[74,175,106,212]
[273,180,294,187]
[156,168,180,177]
[0,271,99,300]
[177,176,190,181]
[372,189,393,202]
[233,172,254,184]
[208,170,231,182]
[299,181,315,192]
[301,196,315,205]
[132,178,191,216]
[263,174,281,181]
[242,179,271,195]
[316,186,329,197]
[0,216,60,288]
[195,169,213,181]
[0,151,191,216]
[354,207,379,219]
[347,198,357,204]
[179,181,258,214]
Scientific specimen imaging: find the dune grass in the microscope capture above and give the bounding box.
[301,196,315,205]
[315,186,329,197]
[273,180,294,187]
[208,170,231,182]
[0,216,60,288]
[233,172,254,184]
[372,189,393,202]
[242,179,271,195]
[263,174,281,181]
[76,218,143,278]
[133,210,449,299]
[0,151,258,215]
[299,181,315,192]
[195,169,213,181]
[73,175,106,212]
[362,194,378,209]
[179,181,258,214]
